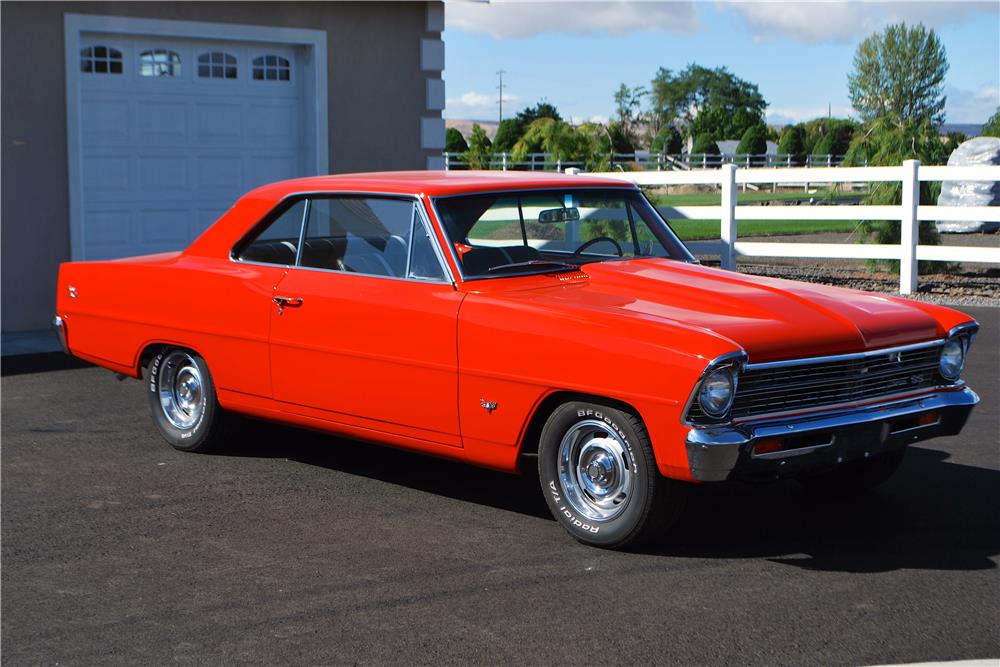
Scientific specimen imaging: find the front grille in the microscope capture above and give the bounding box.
[728,345,944,420]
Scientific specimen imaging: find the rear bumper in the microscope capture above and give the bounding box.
[685,387,979,482]
[52,316,69,355]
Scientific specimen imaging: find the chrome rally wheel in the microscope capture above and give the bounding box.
[538,400,688,549]
[157,351,205,430]
[557,419,633,522]
[147,347,224,452]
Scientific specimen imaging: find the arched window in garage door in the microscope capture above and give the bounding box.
[138,50,181,77]
[80,46,123,74]
[197,52,237,79]
[252,55,291,81]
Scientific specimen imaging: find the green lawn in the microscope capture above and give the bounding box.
[666,219,860,241]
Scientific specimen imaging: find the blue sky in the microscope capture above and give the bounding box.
[443,1,1000,126]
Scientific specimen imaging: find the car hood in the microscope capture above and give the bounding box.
[473,259,942,363]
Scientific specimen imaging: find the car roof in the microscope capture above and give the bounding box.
[247,170,638,199]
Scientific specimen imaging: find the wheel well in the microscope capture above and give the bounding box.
[518,391,645,468]
[137,343,200,377]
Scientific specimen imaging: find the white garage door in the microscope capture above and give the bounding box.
[76,34,307,260]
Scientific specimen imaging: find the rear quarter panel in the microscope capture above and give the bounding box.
[56,253,283,399]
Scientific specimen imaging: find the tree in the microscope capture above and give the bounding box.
[492,119,522,152]
[613,83,647,148]
[511,118,611,172]
[650,125,682,154]
[515,101,562,126]
[650,64,767,137]
[777,125,806,165]
[735,124,768,159]
[800,118,858,156]
[463,123,493,169]
[445,127,468,154]
[691,134,720,155]
[848,22,949,126]
[607,121,634,153]
[981,107,1000,137]
[942,131,967,156]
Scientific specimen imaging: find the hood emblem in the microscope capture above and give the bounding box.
[480,399,498,414]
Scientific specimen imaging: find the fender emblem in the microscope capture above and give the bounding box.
[480,399,498,414]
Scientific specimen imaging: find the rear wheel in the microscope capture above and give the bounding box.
[147,348,226,452]
[537,400,687,549]
[799,447,906,495]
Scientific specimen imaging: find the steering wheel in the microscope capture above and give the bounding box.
[573,236,624,257]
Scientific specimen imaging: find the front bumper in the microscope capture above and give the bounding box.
[685,387,979,482]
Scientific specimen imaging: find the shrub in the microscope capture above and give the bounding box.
[735,124,768,157]
[650,126,682,154]
[492,119,522,152]
[445,127,468,154]
[463,124,493,169]
[981,107,1000,138]
[691,133,720,155]
[776,125,806,164]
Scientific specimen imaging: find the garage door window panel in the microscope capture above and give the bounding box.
[81,46,123,74]
[235,199,307,265]
[198,52,237,79]
[139,50,181,77]
[252,55,291,81]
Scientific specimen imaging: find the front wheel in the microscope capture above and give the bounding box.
[538,401,687,549]
[147,348,226,452]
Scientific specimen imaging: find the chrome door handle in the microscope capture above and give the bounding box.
[273,296,304,314]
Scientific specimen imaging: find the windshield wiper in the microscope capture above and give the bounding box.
[486,260,579,274]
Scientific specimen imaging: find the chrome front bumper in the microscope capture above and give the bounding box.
[685,387,979,482]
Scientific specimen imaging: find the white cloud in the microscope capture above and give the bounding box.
[944,83,1000,123]
[445,90,519,118]
[446,0,699,38]
[722,1,996,44]
[589,113,610,124]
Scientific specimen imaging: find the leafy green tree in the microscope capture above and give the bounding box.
[650,64,766,137]
[735,124,768,158]
[607,121,634,153]
[848,22,949,126]
[463,123,493,170]
[777,125,806,164]
[812,133,837,156]
[846,116,947,270]
[798,118,858,156]
[942,131,967,156]
[515,101,562,126]
[981,107,1000,137]
[445,127,468,154]
[650,125,683,154]
[691,134,720,155]
[492,119,522,152]
[613,83,647,148]
[511,118,611,171]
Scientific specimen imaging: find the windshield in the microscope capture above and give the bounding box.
[433,188,695,278]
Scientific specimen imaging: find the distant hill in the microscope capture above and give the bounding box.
[445,119,499,141]
[940,123,983,137]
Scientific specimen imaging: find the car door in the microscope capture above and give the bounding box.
[268,195,463,447]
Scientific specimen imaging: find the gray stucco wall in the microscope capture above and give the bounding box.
[1,1,443,332]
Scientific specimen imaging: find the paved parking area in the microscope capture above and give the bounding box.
[2,307,998,665]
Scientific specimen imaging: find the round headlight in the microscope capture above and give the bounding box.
[698,367,736,417]
[939,338,965,380]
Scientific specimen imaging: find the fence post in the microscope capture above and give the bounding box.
[900,159,920,295]
[720,163,737,271]
[443,152,450,171]
[502,153,508,171]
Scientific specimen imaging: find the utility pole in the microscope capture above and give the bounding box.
[496,69,506,125]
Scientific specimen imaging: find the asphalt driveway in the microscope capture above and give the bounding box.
[2,307,998,665]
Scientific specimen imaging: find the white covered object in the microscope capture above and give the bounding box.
[936,136,1000,233]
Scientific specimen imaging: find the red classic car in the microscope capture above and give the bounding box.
[55,171,979,548]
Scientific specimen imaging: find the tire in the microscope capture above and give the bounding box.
[537,400,687,549]
[146,348,226,453]
[799,447,906,496]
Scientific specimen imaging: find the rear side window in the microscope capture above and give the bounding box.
[234,196,447,281]
[235,200,306,265]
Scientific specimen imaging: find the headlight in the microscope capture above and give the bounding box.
[939,338,966,381]
[698,367,736,417]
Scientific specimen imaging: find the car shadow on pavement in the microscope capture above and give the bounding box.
[221,422,998,572]
[652,446,1000,572]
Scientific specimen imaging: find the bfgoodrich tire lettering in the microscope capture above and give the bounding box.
[537,401,687,549]
[147,348,226,453]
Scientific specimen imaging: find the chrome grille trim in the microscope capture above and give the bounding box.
[730,342,947,420]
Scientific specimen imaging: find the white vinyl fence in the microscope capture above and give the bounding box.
[590,160,1000,295]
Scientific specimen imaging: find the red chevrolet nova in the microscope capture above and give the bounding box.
[55,171,979,548]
